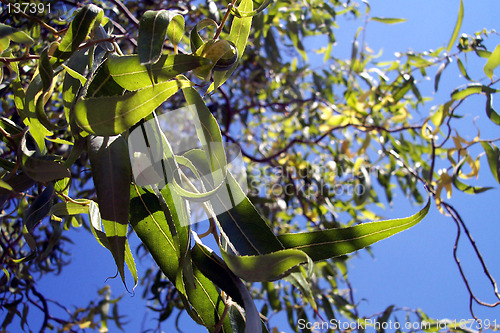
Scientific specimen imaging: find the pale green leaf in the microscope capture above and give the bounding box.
[484,44,500,79]
[446,0,464,53]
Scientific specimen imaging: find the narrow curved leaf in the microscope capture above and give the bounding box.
[75,79,190,136]
[485,93,500,126]
[192,235,262,333]
[370,17,407,24]
[434,58,449,92]
[456,58,472,80]
[221,247,311,282]
[452,158,493,194]
[190,18,218,54]
[277,199,430,261]
[446,0,463,53]
[450,83,498,100]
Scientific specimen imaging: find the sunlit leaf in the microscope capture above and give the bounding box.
[450,83,497,100]
[481,141,500,183]
[75,79,190,136]
[370,17,407,24]
[277,199,430,261]
[446,0,463,53]
[107,54,209,91]
[483,44,500,79]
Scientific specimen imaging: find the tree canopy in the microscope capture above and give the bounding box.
[0,0,499,332]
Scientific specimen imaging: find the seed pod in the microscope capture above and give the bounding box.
[193,39,238,80]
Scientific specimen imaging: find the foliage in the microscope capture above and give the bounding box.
[0,0,499,332]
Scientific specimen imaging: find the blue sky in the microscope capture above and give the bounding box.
[23,0,500,332]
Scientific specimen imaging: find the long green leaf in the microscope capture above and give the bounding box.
[450,83,498,100]
[166,13,185,48]
[107,54,210,91]
[277,199,430,261]
[130,185,179,281]
[88,135,131,288]
[75,79,190,135]
[446,0,464,53]
[0,23,34,46]
[24,183,54,232]
[371,17,407,24]
[485,93,500,126]
[192,236,261,333]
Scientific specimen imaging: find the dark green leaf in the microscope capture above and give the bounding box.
[0,23,34,46]
[24,183,54,232]
[88,135,131,287]
[138,10,170,65]
[485,92,500,126]
[53,4,104,63]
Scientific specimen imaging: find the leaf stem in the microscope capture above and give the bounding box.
[213,0,238,40]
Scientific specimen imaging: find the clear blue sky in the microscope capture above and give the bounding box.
[25,1,500,332]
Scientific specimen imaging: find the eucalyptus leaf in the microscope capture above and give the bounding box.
[277,199,430,261]
[138,10,170,65]
[446,0,463,53]
[75,79,190,136]
[370,17,407,24]
[88,135,131,287]
[107,54,210,91]
[53,4,104,63]
[484,45,500,79]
